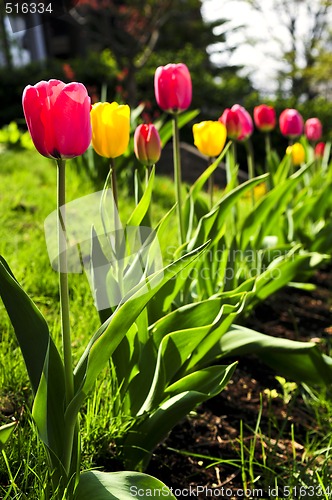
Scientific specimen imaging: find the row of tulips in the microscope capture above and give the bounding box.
[1,63,332,499]
[21,69,326,177]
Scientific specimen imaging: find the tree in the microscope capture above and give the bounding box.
[61,0,251,110]
[218,0,332,101]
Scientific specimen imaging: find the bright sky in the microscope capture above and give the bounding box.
[200,0,322,95]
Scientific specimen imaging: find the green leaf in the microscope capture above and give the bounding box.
[159,109,200,147]
[122,363,236,472]
[67,243,209,425]
[127,166,155,226]
[187,173,269,251]
[0,422,16,451]
[240,165,309,250]
[0,257,66,465]
[165,363,237,397]
[219,325,332,386]
[76,470,176,500]
[191,142,231,197]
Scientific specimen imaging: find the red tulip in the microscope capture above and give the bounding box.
[154,63,192,113]
[219,104,253,141]
[22,79,91,159]
[305,117,322,142]
[134,124,161,166]
[253,104,276,132]
[279,108,303,138]
[314,141,325,159]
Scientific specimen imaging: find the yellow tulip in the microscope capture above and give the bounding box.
[192,120,227,158]
[91,102,130,158]
[286,142,305,166]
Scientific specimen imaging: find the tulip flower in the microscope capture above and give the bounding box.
[154,63,192,114]
[253,104,276,132]
[192,120,227,207]
[91,102,130,159]
[279,109,304,138]
[154,63,192,245]
[22,79,91,159]
[286,142,305,166]
[314,141,325,159]
[305,117,322,142]
[219,104,253,142]
[134,124,161,166]
[192,120,227,158]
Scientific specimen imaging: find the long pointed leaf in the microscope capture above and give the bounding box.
[67,243,209,426]
[76,471,177,500]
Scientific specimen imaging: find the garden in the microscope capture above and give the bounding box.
[1,2,332,499]
[0,63,332,500]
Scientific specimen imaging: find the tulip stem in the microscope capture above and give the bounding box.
[208,157,214,208]
[110,158,118,209]
[245,139,255,206]
[57,159,74,407]
[265,132,272,160]
[265,133,273,190]
[57,159,78,486]
[172,114,185,246]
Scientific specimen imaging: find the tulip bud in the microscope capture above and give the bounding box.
[192,120,227,157]
[91,102,130,159]
[286,142,305,166]
[314,141,325,159]
[22,79,91,160]
[304,118,322,142]
[134,124,161,166]
[219,104,253,141]
[279,109,304,138]
[154,63,192,114]
[253,104,276,132]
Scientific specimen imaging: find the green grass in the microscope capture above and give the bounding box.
[1,150,332,499]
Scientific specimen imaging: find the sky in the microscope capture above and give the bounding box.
[200,0,318,95]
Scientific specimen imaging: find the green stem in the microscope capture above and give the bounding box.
[57,160,74,406]
[265,132,271,160]
[110,157,118,210]
[264,133,273,190]
[172,114,185,246]
[208,157,214,208]
[57,160,79,490]
[109,158,124,297]
[245,139,255,206]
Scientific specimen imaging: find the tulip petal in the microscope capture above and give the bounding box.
[23,84,51,158]
[52,82,91,159]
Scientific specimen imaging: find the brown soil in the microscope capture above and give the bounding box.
[146,266,332,499]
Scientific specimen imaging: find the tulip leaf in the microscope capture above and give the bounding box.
[185,141,231,205]
[240,165,309,249]
[0,257,66,467]
[76,470,177,500]
[217,324,332,386]
[127,166,155,227]
[187,173,269,251]
[158,109,200,147]
[66,243,209,425]
[0,422,16,451]
[123,362,236,471]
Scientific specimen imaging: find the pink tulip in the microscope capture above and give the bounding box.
[305,118,322,142]
[154,63,192,113]
[22,79,91,159]
[219,104,253,141]
[253,104,276,132]
[134,124,161,166]
[279,108,303,138]
[314,142,325,159]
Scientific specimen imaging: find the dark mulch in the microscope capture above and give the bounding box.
[147,266,332,499]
